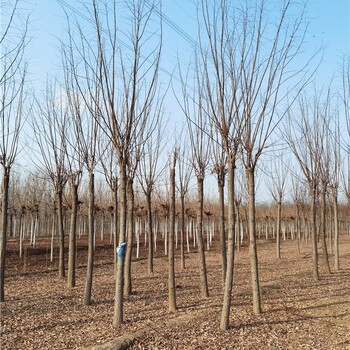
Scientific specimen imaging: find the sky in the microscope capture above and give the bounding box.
[26,0,349,90]
[2,0,350,202]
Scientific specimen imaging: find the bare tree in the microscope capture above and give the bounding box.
[318,89,333,275]
[33,80,68,279]
[199,0,243,329]
[234,0,318,315]
[286,92,331,282]
[329,116,341,271]
[0,0,29,302]
[99,141,119,266]
[62,38,101,303]
[266,153,288,259]
[176,131,193,269]
[137,110,165,274]
[179,62,211,298]
[61,0,162,325]
[62,77,84,289]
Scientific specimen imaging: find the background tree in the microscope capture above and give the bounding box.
[286,92,328,281]
[62,36,102,303]
[318,88,333,275]
[179,62,210,298]
[33,80,68,279]
[176,131,193,269]
[137,108,165,274]
[0,0,29,302]
[329,116,341,270]
[266,153,288,259]
[100,141,119,267]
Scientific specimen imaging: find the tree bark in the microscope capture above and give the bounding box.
[68,179,79,289]
[276,201,282,259]
[168,165,177,312]
[247,167,261,315]
[310,182,319,281]
[220,159,235,330]
[320,182,331,274]
[218,174,226,285]
[113,186,118,272]
[83,171,95,305]
[113,164,127,326]
[146,191,154,273]
[56,188,65,279]
[124,178,134,296]
[332,187,339,271]
[196,177,209,298]
[0,167,10,302]
[180,194,186,270]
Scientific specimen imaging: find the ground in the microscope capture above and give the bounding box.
[1,234,350,349]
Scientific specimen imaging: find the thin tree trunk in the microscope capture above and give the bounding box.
[57,188,65,278]
[180,194,186,269]
[0,167,10,302]
[113,164,127,327]
[276,201,282,259]
[320,182,331,274]
[124,178,134,296]
[113,187,118,272]
[310,183,319,281]
[332,187,339,271]
[83,171,95,305]
[247,167,261,315]
[68,180,79,288]
[218,176,226,285]
[146,191,154,274]
[196,177,209,298]
[168,165,177,312]
[220,159,236,330]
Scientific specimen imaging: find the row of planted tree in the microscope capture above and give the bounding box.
[1,0,350,331]
[6,170,350,267]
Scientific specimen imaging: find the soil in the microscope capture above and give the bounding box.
[1,234,350,349]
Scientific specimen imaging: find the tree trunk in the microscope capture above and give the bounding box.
[276,201,282,259]
[220,159,236,330]
[180,194,185,269]
[146,191,154,273]
[332,187,339,271]
[320,182,331,274]
[0,167,10,302]
[310,182,319,281]
[113,164,127,327]
[168,165,177,312]
[56,187,66,279]
[247,167,261,315]
[83,171,95,305]
[218,175,226,285]
[124,178,134,296]
[68,179,79,288]
[113,187,118,272]
[196,176,209,298]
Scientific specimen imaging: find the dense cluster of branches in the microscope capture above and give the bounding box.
[1,0,349,332]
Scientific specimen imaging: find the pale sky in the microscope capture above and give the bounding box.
[27,0,349,92]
